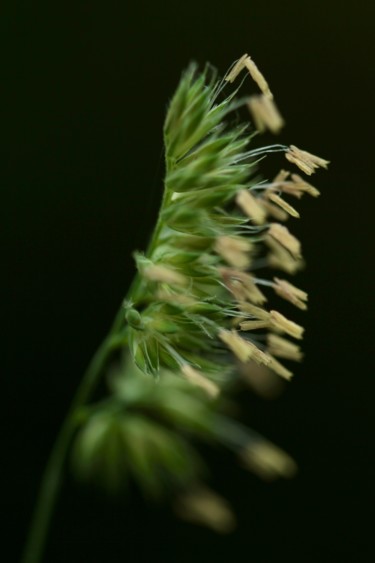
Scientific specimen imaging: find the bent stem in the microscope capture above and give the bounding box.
[20,310,126,563]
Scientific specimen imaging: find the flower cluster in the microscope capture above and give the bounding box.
[73,54,328,531]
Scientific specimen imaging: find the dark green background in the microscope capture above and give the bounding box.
[3,1,375,561]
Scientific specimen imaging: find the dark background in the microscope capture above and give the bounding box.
[3,1,375,562]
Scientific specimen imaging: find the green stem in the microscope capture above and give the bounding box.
[21,309,126,563]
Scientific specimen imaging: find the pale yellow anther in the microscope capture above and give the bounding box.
[243,56,273,99]
[285,151,314,175]
[266,236,303,274]
[224,53,249,83]
[273,169,290,183]
[219,272,247,302]
[290,174,321,197]
[219,268,267,305]
[143,264,188,286]
[240,441,298,480]
[214,236,252,269]
[181,365,220,399]
[268,223,302,258]
[270,310,304,340]
[268,254,303,274]
[219,329,269,365]
[238,302,270,320]
[239,275,267,304]
[260,198,289,222]
[267,333,303,362]
[240,319,270,331]
[286,145,329,175]
[273,277,308,310]
[236,189,266,225]
[174,486,236,534]
[273,182,301,199]
[291,145,330,169]
[270,170,309,200]
[267,193,300,218]
[219,329,253,363]
[247,95,284,134]
[243,339,271,366]
[267,355,294,381]
[278,184,304,199]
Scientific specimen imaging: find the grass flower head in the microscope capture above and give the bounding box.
[22,53,328,563]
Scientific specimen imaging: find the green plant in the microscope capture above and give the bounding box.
[21,53,328,563]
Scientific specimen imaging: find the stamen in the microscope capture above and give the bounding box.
[267,333,303,361]
[273,277,308,310]
[236,189,267,225]
[268,223,302,258]
[174,486,236,533]
[286,145,329,175]
[290,174,320,197]
[240,441,298,480]
[220,268,267,305]
[267,355,294,381]
[219,329,269,364]
[181,365,220,399]
[240,319,270,331]
[267,193,300,218]
[273,169,290,183]
[260,198,289,221]
[214,236,252,269]
[254,174,317,201]
[247,95,285,134]
[242,339,271,365]
[266,236,303,274]
[142,264,188,286]
[270,310,304,339]
[224,53,249,83]
[238,302,270,320]
[219,329,253,362]
[243,57,273,99]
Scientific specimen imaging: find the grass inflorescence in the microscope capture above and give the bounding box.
[22,54,328,562]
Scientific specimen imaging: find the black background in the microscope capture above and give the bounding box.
[3,1,375,562]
